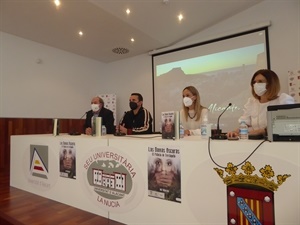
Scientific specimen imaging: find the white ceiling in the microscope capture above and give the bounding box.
[0,0,263,63]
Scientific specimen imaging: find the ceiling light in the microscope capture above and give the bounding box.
[126,9,131,15]
[54,0,60,7]
[178,14,183,21]
[78,31,83,36]
[130,38,135,42]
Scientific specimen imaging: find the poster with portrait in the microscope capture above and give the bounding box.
[161,111,176,139]
[148,145,181,203]
[59,141,76,179]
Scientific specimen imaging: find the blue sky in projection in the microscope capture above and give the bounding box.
[156,44,265,76]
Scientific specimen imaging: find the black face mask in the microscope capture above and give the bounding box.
[129,102,138,110]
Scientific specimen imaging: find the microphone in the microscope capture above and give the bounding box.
[79,111,88,119]
[69,111,88,135]
[211,103,232,140]
[114,111,127,136]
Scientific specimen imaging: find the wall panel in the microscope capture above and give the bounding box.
[0,118,85,170]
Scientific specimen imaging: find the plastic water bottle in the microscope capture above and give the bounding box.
[179,122,184,139]
[101,125,107,136]
[239,121,248,140]
[201,115,209,139]
[92,115,96,136]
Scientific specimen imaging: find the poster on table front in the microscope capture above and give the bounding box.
[147,145,181,203]
[59,141,76,179]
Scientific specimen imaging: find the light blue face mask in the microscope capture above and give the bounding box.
[253,83,267,96]
[91,103,100,112]
[183,97,193,107]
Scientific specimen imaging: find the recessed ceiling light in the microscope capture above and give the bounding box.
[130,38,135,42]
[178,13,183,21]
[54,0,60,7]
[126,9,131,15]
[78,31,83,36]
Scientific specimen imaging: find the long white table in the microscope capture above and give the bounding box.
[11,134,300,225]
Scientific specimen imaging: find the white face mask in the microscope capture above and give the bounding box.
[253,83,267,96]
[183,97,193,107]
[91,104,100,112]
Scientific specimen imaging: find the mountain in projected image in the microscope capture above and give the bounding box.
[157,64,255,105]
[155,64,256,131]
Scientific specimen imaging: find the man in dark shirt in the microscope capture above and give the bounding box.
[85,96,115,134]
[118,93,152,135]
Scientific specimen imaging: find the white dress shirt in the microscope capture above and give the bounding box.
[180,108,209,135]
[239,93,294,130]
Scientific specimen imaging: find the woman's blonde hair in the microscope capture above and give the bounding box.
[182,86,206,121]
[250,69,280,100]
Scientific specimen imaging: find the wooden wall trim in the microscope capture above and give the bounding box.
[0,118,85,170]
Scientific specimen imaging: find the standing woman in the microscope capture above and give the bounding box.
[227,69,295,138]
[180,86,208,136]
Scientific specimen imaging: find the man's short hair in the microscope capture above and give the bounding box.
[131,93,143,101]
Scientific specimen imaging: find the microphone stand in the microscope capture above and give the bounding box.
[211,103,232,140]
[69,111,87,135]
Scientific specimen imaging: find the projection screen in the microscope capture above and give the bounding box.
[152,28,270,132]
